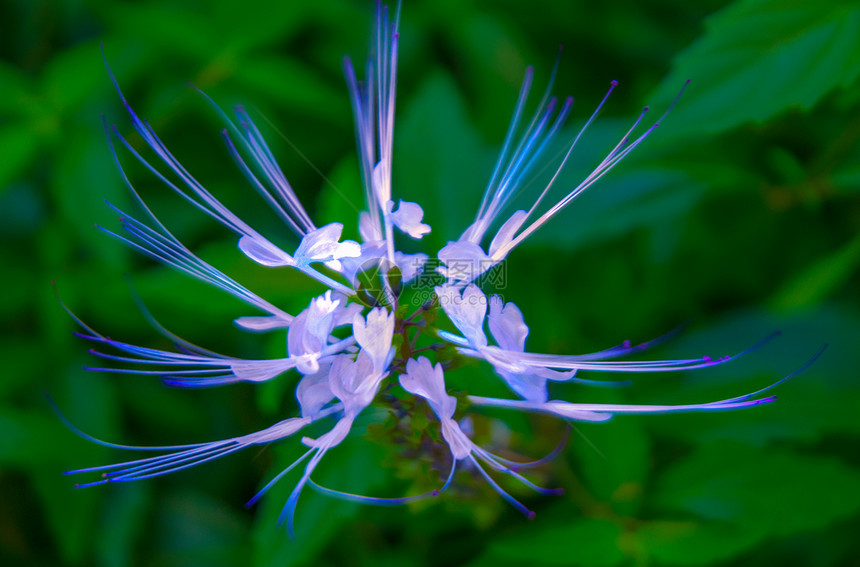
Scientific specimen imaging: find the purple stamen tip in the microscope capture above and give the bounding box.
[703,356,711,362]
[610,80,618,86]
[432,490,439,497]
[685,78,691,84]
[643,105,650,111]
[527,510,536,520]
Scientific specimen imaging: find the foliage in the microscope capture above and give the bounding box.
[1,0,858,565]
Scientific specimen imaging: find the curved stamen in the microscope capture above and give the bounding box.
[307,460,457,506]
[468,455,535,519]
[473,447,563,496]
[481,426,571,470]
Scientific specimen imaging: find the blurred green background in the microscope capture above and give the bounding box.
[2,0,859,565]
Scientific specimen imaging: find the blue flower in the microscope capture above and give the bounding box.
[57,1,821,533]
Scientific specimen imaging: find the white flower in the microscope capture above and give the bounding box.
[59,2,819,535]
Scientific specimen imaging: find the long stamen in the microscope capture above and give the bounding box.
[469,455,535,519]
[497,81,690,260]
[307,460,457,505]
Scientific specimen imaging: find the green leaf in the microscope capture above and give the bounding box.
[478,517,625,567]
[41,41,108,111]
[651,0,860,138]
[570,410,650,515]
[0,125,41,191]
[152,489,251,567]
[831,159,860,194]
[32,470,101,564]
[770,233,860,311]
[0,61,35,115]
[636,520,762,566]
[646,444,860,562]
[232,57,346,122]
[107,4,219,60]
[95,483,153,567]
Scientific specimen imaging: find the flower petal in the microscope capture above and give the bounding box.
[488,209,527,259]
[436,241,492,283]
[233,314,292,332]
[487,295,529,352]
[388,200,431,239]
[435,284,488,348]
[352,307,395,373]
[238,235,294,267]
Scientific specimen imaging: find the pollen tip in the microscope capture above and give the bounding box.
[643,105,650,111]
[610,80,619,86]
[527,510,536,520]
[432,490,439,497]
[623,340,631,347]
[703,356,711,362]
[685,78,691,84]
[50,279,56,286]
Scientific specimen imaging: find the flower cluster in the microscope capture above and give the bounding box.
[60,3,816,533]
